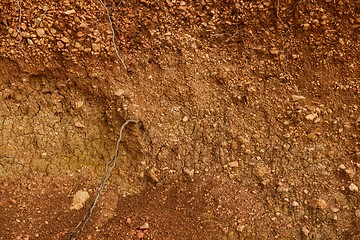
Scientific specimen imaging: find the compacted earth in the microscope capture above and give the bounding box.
[0,0,359,239]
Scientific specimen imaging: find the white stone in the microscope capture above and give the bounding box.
[70,190,90,210]
[349,183,359,192]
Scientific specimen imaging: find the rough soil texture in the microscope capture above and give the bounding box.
[1,0,359,239]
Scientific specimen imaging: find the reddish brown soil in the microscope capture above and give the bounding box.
[0,0,359,239]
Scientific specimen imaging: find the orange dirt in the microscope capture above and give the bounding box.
[0,0,359,239]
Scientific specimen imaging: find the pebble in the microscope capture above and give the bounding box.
[36,28,45,37]
[75,121,85,128]
[302,226,310,236]
[57,41,64,48]
[75,101,84,108]
[309,198,328,209]
[61,37,70,43]
[345,168,356,179]
[114,89,125,96]
[355,209,360,218]
[349,183,359,192]
[139,222,149,230]
[136,231,144,239]
[228,161,239,168]
[64,9,76,15]
[148,167,159,183]
[305,113,317,121]
[183,168,195,178]
[92,43,100,52]
[291,201,299,207]
[70,190,90,210]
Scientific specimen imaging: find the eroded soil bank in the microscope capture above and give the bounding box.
[1,0,359,239]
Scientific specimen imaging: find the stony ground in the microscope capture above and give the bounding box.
[0,0,359,239]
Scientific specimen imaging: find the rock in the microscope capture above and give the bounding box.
[36,28,45,37]
[27,39,34,45]
[70,190,90,210]
[184,168,194,178]
[57,41,64,48]
[236,225,245,232]
[338,164,346,170]
[75,121,85,128]
[345,168,356,179]
[50,28,57,35]
[114,89,125,96]
[291,201,299,207]
[61,37,70,43]
[166,0,173,7]
[349,183,359,192]
[302,226,310,236]
[305,113,317,121]
[92,43,101,52]
[309,198,328,209]
[75,101,84,108]
[255,166,267,178]
[355,209,360,218]
[228,161,239,168]
[182,116,189,122]
[139,222,149,230]
[136,231,144,239]
[231,141,238,150]
[64,9,76,15]
[147,167,159,183]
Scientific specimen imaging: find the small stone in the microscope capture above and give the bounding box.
[183,168,195,178]
[355,209,360,217]
[114,89,124,96]
[139,222,149,230]
[147,167,158,183]
[255,166,267,178]
[302,226,310,236]
[50,28,57,35]
[331,207,340,213]
[228,161,239,168]
[182,116,189,122]
[75,101,84,108]
[338,164,346,170]
[236,225,245,232]
[75,42,82,49]
[92,43,100,52]
[291,94,305,101]
[305,113,317,121]
[261,179,271,185]
[303,23,310,30]
[75,121,85,128]
[64,9,76,15]
[57,41,64,48]
[349,183,359,192]
[309,198,328,209]
[27,39,34,45]
[61,37,70,43]
[345,168,356,179]
[231,141,238,150]
[136,231,144,239]
[166,0,173,7]
[70,190,90,210]
[228,173,238,179]
[36,28,45,37]
[291,201,299,207]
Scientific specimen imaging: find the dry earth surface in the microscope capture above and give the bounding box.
[0,0,359,239]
